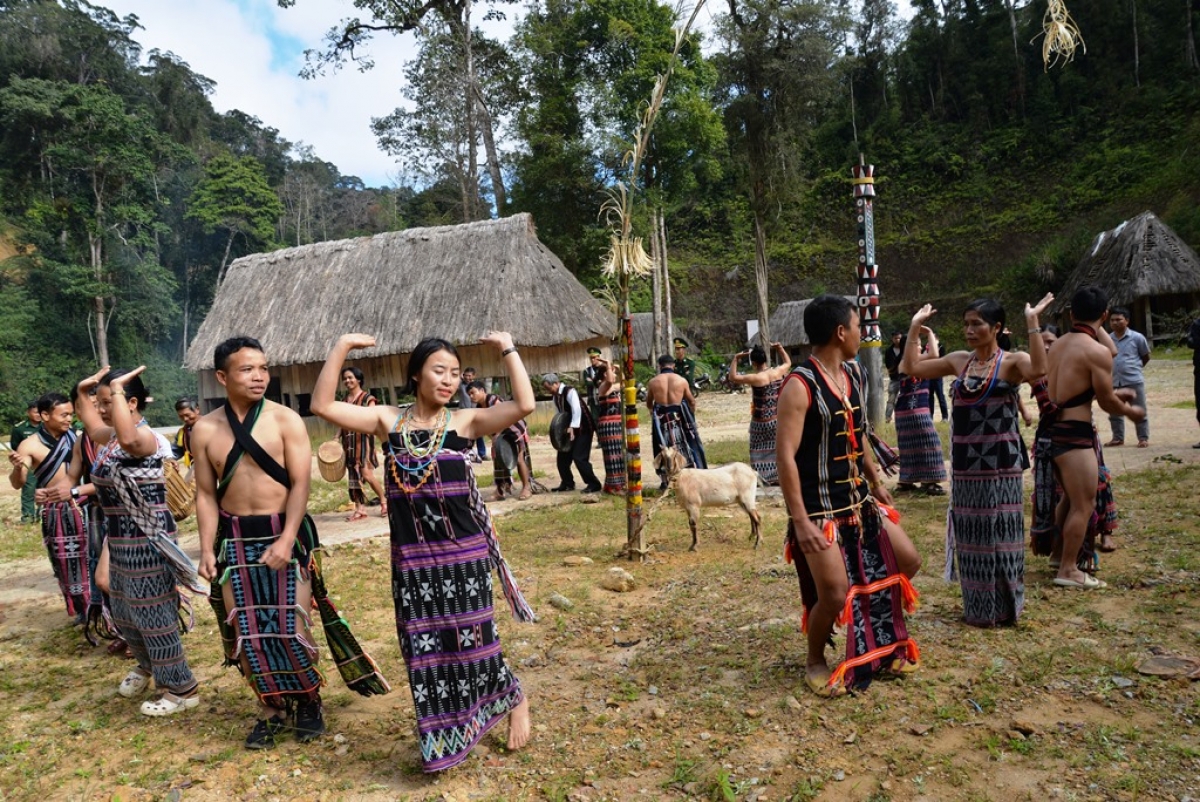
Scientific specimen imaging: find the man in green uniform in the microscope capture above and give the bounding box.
[10,399,40,522]
[673,338,697,393]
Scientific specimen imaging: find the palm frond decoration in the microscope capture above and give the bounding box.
[1037,0,1086,70]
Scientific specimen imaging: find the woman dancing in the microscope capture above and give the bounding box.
[76,366,205,715]
[312,332,534,771]
[900,295,1051,627]
[728,342,791,484]
[339,366,385,520]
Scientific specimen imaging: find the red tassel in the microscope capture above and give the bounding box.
[880,503,901,524]
[800,607,810,634]
[900,575,920,613]
[823,519,838,545]
[784,537,794,564]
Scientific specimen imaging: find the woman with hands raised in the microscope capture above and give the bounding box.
[75,365,205,717]
[899,294,1053,628]
[311,331,535,772]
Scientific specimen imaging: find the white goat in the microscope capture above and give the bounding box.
[654,447,762,550]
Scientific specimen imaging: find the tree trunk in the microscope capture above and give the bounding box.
[89,231,109,366]
[462,0,480,221]
[1132,0,1141,87]
[216,229,236,286]
[660,211,674,354]
[1186,0,1200,71]
[650,208,663,368]
[752,211,771,349]
[1005,0,1025,114]
[472,84,507,216]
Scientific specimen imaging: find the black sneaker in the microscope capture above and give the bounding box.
[550,484,576,493]
[294,699,325,743]
[245,715,287,750]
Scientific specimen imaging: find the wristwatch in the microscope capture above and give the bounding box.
[70,487,80,501]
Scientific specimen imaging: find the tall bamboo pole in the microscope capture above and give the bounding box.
[853,157,884,427]
[601,1,705,560]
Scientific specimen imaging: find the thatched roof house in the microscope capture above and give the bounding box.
[1049,211,1200,339]
[758,296,858,354]
[184,214,615,417]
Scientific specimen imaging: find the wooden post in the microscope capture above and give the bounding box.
[853,157,884,427]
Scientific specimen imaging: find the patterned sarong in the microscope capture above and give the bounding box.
[651,403,707,485]
[92,431,196,692]
[212,512,324,707]
[41,500,90,617]
[947,363,1028,627]
[341,393,379,505]
[749,379,782,485]
[1030,416,1115,572]
[894,378,947,484]
[596,394,626,494]
[386,427,531,772]
[788,501,919,691]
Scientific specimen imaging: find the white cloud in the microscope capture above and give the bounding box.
[107,0,423,186]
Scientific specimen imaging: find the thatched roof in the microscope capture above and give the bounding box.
[761,296,857,348]
[185,214,614,370]
[1050,211,1200,316]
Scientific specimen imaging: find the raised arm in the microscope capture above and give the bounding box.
[311,334,392,438]
[75,366,113,443]
[901,305,963,379]
[1021,293,1054,381]
[459,332,536,438]
[1096,325,1118,356]
[109,367,158,458]
[772,343,792,378]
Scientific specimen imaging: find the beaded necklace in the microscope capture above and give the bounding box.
[386,407,450,495]
[957,349,1003,407]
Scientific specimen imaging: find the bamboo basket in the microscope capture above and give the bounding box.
[164,460,195,522]
[317,440,346,482]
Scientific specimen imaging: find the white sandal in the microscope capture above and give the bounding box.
[118,669,151,698]
[140,691,199,717]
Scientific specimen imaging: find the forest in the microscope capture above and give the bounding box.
[2,0,1199,425]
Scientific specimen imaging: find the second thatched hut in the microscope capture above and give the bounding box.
[1050,211,1200,339]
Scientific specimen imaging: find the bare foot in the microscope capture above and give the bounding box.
[804,663,845,698]
[1098,534,1119,553]
[507,697,531,750]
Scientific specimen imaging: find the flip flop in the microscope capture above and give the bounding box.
[345,510,368,522]
[1053,575,1107,589]
[804,673,847,698]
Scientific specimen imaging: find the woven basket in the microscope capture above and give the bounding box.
[164,460,195,522]
[317,439,346,482]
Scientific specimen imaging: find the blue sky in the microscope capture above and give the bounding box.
[105,0,434,187]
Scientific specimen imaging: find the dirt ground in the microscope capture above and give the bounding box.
[1,358,1198,801]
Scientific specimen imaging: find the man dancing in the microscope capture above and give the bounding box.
[1040,286,1144,589]
[776,295,922,697]
[9,392,91,623]
[645,353,706,491]
[193,336,386,749]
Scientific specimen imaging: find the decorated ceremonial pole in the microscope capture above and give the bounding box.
[601,1,705,560]
[852,157,884,427]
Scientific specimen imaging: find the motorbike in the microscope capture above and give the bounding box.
[693,372,712,393]
[717,363,746,393]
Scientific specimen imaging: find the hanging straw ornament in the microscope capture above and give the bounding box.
[1037,0,1086,70]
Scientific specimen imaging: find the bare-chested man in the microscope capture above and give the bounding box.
[645,353,706,490]
[193,337,387,749]
[1044,286,1144,589]
[9,392,91,622]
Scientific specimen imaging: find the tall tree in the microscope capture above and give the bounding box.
[0,77,176,365]
[714,0,844,347]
